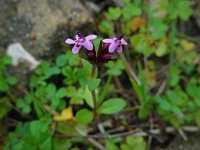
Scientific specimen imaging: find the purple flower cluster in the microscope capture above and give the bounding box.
[65,32,97,54]
[65,32,127,65]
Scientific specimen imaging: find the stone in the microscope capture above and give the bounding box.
[193,0,200,29]
[6,43,40,70]
[0,0,93,58]
[168,133,200,150]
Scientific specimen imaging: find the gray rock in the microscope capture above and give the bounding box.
[168,133,200,150]
[7,43,40,70]
[0,0,93,57]
[193,0,200,29]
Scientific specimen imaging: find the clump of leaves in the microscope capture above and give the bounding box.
[0,55,18,93]
[0,54,18,120]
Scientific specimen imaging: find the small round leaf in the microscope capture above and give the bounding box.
[75,109,93,124]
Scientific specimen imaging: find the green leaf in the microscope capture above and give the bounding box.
[53,138,72,150]
[149,20,168,40]
[98,75,112,105]
[106,60,125,76]
[122,5,141,22]
[6,76,18,85]
[51,98,61,108]
[105,140,119,150]
[66,86,76,97]
[46,83,56,97]
[0,98,11,119]
[138,97,153,119]
[98,98,126,114]
[186,80,199,98]
[123,0,131,5]
[0,79,9,92]
[130,34,154,57]
[70,97,83,105]
[130,79,142,102]
[35,86,47,103]
[65,51,80,66]
[88,78,101,91]
[83,87,93,108]
[106,7,122,20]
[16,99,25,108]
[159,98,171,112]
[138,63,148,103]
[171,106,182,115]
[168,1,192,21]
[47,67,61,76]
[98,21,114,36]
[169,66,180,87]
[93,37,103,51]
[40,137,52,150]
[56,88,67,98]
[121,144,132,150]
[126,136,146,150]
[155,43,167,57]
[75,109,93,124]
[2,56,12,65]
[195,111,200,128]
[30,121,42,143]
[56,55,67,67]
[22,105,31,114]
[16,98,32,114]
[178,1,192,21]
[168,1,178,20]
[82,59,93,77]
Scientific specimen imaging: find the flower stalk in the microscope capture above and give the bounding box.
[91,64,98,118]
[65,32,128,121]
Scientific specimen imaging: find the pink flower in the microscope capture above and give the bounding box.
[65,32,97,53]
[102,34,127,53]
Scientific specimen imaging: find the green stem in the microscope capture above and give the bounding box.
[7,92,16,102]
[123,106,141,112]
[120,53,141,86]
[91,64,96,78]
[168,20,176,88]
[91,90,97,118]
[91,64,97,118]
[98,75,112,105]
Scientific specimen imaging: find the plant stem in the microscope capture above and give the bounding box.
[91,64,96,78]
[98,75,112,105]
[120,53,141,86]
[91,64,97,118]
[168,20,176,88]
[123,106,141,112]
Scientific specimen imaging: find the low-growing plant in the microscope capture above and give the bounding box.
[0,54,18,120]
[98,0,198,129]
[4,32,130,149]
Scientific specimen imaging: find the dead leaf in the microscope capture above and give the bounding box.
[180,39,195,51]
[54,106,74,121]
[131,17,145,31]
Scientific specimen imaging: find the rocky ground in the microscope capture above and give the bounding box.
[0,0,94,58]
[0,0,97,86]
[168,133,200,150]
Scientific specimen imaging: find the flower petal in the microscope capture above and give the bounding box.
[83,40,93,50]
[121,39,127,45]
[75,35,79,40]
[85,35,97,40]
[65,38,76,44]
[116,46,123,53]
[108,42,117,53]
[72,45,81,53]
[103,39,114,43]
